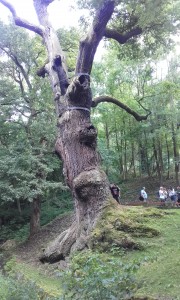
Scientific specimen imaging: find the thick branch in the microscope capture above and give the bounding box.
[75,0,115,75]
[0,0,43,36]
[92,96,151,121]
[104,27,143,44]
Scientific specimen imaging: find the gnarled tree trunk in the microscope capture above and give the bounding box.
[33,0,114,262]
[40,74,112,262]
[0,0,150,262]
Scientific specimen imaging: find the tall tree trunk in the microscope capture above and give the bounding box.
[171,122,179,185]
[152,137,162,183]
[144,131,150,177]
[114,119,123,180]
[30,1,114,262]
[104,120,110,175]
[165,134,170,180]
[40,76,111,262]
[30,196,41,236]
[16,199,22,215]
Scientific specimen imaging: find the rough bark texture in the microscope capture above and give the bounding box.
[35,1,115,262]
[40,74,112,262]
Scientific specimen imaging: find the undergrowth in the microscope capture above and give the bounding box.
[57,250,141,300]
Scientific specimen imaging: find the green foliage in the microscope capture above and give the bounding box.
[59,251,140,300]
[0,272,56,300]
[0,20,73,237]
[77,0,180,59]
[40,191,73,226]
[57,27,80,75]
[91,49,180,182]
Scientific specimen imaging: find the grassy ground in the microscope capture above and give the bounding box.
[123,208,180,299]
[1,207,180,299]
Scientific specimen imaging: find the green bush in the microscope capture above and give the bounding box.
[0,272,57,300]
[0,224,29,243]
[58,251,140,300]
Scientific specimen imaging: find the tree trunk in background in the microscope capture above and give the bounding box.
[131,141,136,177]
[30,196,41,236]
[157,139,164,178]
[152,138,162,183]
[165,134,170,179]
[171,122,179,185]
[139,142,148,176]
[114,118,123,180]
[16,199,22,215]
[144,131,150,177]
[105,120,110,175]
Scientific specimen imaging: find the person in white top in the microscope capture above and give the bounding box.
[159,186,165,202]
[140,187,148,202]
[168,187,176,202]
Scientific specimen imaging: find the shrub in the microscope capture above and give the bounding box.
[58,251,140,300]
[0,271,57,300]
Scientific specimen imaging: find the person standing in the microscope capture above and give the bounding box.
[168,187,176,206]
[163,187,168,201]
[159,186,166,204]
[110,183,120,204]
[140,187,148,202]
[176,186,180,207]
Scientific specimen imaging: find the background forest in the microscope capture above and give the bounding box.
[0,0,180,298]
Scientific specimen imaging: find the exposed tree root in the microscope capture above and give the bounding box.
[40,222,77,263]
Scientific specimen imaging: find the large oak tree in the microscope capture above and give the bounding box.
[0,0,179,262]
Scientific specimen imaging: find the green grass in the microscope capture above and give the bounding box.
[2,207,180,299]
[123,209,180,299]
[4,258,62,298]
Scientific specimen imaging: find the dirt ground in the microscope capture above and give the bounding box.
[14,212,74,268]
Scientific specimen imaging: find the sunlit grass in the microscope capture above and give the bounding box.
[123,209,180,299]
[4,259,62,298]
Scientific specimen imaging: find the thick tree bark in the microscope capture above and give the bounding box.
[33,0,114,261]
[40,74,112,262]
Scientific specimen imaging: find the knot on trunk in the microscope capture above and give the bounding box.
[79,124,97,148]
[73,168,107,201]
[66,74,92,108]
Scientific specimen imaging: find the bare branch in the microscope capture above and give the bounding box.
[0,0,43,36]
[104,27,143,44]
[92,95,151,121]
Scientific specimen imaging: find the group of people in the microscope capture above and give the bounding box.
[110,183,180,207]
[139,186,180,206]
[158,186,180,206]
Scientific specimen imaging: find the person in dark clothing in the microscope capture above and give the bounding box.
[110,183,120,203]
[176,186,180,207]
